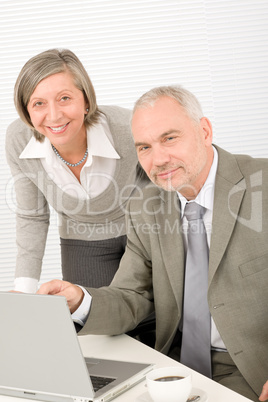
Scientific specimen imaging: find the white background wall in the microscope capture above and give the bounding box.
[0,0,267,291]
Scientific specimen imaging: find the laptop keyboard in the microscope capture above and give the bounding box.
[90,375,116,392]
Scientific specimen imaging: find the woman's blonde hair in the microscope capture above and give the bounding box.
[14,48,100,141]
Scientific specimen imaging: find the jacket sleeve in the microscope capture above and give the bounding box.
[79,198,154,336]
[5,121,50,281]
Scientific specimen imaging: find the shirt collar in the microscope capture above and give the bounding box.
[85,115,120,166]
[178,146,218,217]
[19,115,120,167]
[19,135,52,160]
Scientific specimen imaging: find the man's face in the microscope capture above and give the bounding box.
[132,96,214,200]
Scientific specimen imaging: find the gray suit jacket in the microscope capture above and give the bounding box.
[81,146,268,395]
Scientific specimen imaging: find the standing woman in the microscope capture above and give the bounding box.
[6,48,148,293]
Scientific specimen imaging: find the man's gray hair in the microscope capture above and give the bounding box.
[133,86,204,124]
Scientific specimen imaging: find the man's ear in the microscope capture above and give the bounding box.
[200,117,213,145]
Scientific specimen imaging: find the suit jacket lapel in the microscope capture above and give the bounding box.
[153,190,185,308]
[150,147,246,301]
[208,146,245,286]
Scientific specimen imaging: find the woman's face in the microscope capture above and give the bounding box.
[27,71,88,149]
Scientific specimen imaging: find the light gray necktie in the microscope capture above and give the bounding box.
[180,202,212,378]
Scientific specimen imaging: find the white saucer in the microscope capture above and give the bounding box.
[136,387,208,402]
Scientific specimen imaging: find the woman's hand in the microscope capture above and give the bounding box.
[259,380,268,401]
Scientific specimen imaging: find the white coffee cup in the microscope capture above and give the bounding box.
[146,366,192,402]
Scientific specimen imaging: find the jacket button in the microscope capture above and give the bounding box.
[213,303,225,309]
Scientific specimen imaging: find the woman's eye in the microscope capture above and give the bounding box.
[61,96,70,101]
[33,101,43,107]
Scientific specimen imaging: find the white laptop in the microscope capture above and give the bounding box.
[0,292,154,402]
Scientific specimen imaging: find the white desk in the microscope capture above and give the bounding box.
[78,334,253,402]
[0,333,253,402]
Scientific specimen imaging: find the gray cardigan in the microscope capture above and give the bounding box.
[6,105,148,280]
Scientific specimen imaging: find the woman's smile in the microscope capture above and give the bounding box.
[27,71,88,152]
[47,122,70,134]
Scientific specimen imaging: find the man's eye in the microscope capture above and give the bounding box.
[139,146,149,152]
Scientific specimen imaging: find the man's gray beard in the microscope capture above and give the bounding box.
[149,175,176,192]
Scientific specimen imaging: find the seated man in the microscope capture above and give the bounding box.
[38,86,268,402]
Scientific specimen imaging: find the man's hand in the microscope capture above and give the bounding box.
[9,290,23,293]
[259,380,268,401]
[37,279,84,314]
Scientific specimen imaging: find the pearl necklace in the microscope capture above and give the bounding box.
[52,144,88,167]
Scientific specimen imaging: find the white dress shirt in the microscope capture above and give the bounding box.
[178,147,226,351]
[15,114,120,293]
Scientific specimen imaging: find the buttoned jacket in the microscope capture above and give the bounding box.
[82,146,268,396]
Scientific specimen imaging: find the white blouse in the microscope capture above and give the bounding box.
[15,114,121,293]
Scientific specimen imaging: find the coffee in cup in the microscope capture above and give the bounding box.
[146,366,192,402]
[155,376,185,381]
